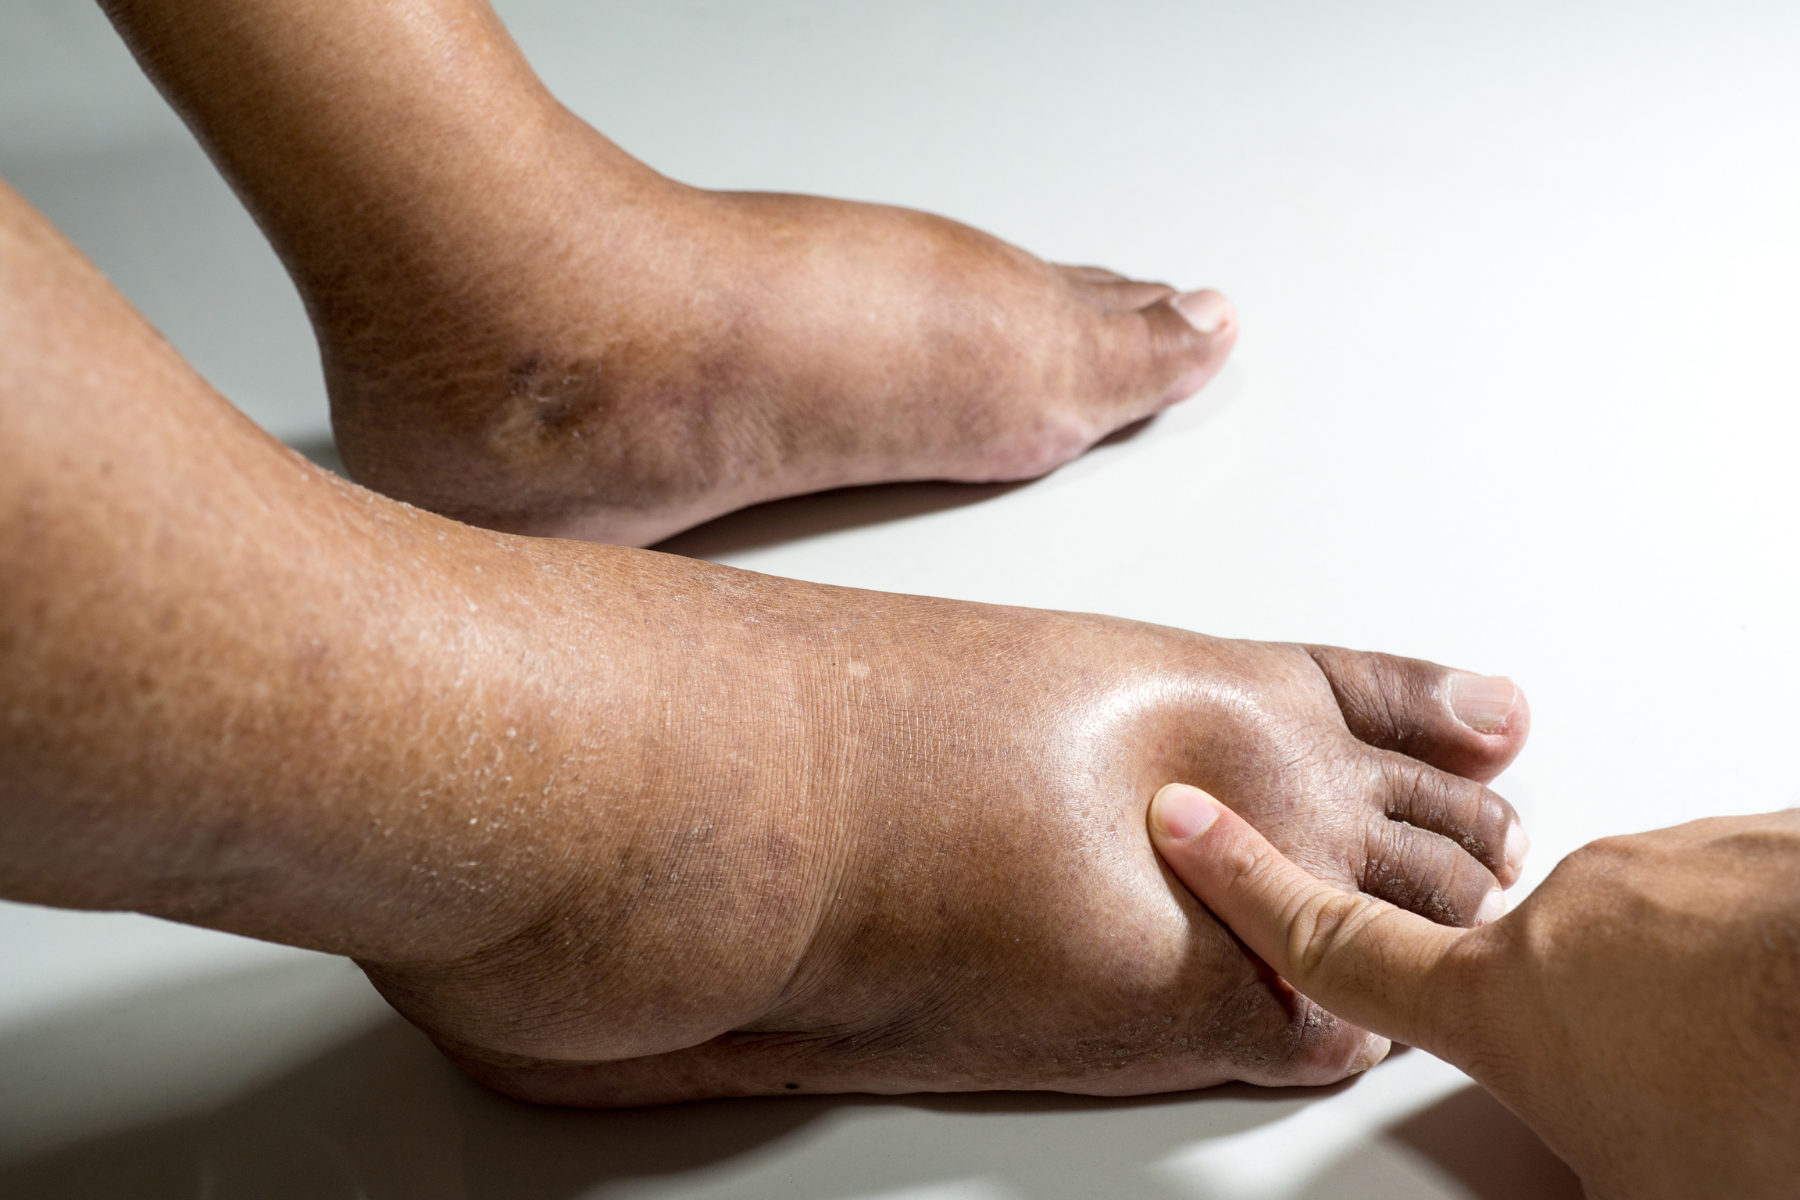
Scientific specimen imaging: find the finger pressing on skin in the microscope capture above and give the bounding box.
[1148,782,1469,1059]
[1306,647,1530,784]
[1368,748,1528,886]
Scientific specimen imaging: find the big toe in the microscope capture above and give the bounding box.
[1127,287,1238,411]
[1155,289,1239,404]
[1306,646,1531,785]
[1068,271,1238,423]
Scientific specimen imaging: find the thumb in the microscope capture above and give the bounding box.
[1149,782,1469,1056]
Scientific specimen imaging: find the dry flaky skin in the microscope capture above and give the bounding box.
[1155,791,1800,1199]
[0,172,1529,1105]
[99,0,1239,548]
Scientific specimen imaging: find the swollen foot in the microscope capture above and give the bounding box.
[320,130,1237,545]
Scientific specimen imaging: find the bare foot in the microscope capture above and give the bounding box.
[103,0,1234,544]
[314,117,1236,545]
[354,566,1529,1106]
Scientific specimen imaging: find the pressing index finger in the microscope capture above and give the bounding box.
[1148,782,1471,1056]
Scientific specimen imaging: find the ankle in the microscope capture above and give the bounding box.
[361,564,865,1062]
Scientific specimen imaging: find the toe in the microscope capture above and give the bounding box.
[1063,266,1177,313]
[1156,289,1237,403]
[1225,998,1392,1089]
[1091,287,1238,423]
[1306,646,1530,784]
[1361,815,1505,928]
[1366,749,1527,885]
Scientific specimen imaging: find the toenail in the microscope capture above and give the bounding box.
[1447,673,1518,734]
[1151,783,1221,841]
[1504,821,1531,876]
[1474,887,1507,925]
[1348,1035,1392,1075]
[1172,290,1233,335]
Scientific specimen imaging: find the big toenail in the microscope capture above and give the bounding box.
[1447,672,1518,734]
[1172,290,1233,335]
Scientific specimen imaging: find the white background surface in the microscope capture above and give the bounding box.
[3,1,1797,1196]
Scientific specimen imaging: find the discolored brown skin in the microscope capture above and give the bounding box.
[1155,791,1800,1199]
[98,0,1238,547]
[0,176,1528,1105]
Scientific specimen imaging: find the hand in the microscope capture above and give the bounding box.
[1149,785,1800,1200]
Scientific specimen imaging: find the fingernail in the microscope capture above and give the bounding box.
[1447,673,1518,734]
[1475,887,1506,925]
[1504,821,1531,876]
[1151,783,1221,840]
[1172,289,1234,335]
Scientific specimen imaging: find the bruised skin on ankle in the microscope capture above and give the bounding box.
[102,0,1239,546]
